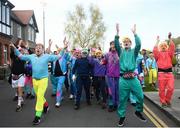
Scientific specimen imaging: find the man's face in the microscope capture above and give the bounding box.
[149,53,154,58]
[141,50,146,55]
[35,45,44,56]
[73,52,80,58]
[160,43,168,52]
[96,52,102,58]
[123,40,132,49]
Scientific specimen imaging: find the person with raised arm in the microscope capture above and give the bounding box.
[114,24,146,127]
[153,33,175,107]
[52,39,70,108]
[10,38,67,125]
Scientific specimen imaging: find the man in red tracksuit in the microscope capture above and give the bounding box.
[153,33,175,107]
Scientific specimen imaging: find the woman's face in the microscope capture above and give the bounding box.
[110,43,116,51]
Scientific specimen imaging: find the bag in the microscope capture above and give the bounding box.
[54,60,63,76]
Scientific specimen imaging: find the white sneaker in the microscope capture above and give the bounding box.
[69,94,74,99]
[55,102,60,108]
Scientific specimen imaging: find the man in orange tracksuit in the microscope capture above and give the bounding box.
[153,33,175,107]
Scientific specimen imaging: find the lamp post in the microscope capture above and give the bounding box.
[41,1,47,50]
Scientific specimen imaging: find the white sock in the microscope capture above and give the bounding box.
[18,96,23,106]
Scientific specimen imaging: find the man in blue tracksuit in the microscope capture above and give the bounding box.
[68,49,81,99]
[53,48,70,107]
[50,51,58,97]
[72,49,92,110]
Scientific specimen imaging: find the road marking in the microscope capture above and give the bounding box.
[144,108,161,127]
[144,103,168,128]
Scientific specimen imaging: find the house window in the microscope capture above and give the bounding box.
[3,45,8,65]
[17,24,22,38]
[32,29,34,42]
[0,24,1,32]
[0,1,11,35]
[29,18,33,25]
[6,7,10,25]
[6,26,10,35]
[28,27,31,40]
[28,26,35,41]
[0,1,2,21]
[2,5,6,23]
[2,24,6,33]
[11,21,13,35]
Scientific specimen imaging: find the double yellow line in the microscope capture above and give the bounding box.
[144,104,168,128]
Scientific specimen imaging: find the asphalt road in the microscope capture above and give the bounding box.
[0,80,171,127]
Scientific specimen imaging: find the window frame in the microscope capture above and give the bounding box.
[0,1,11,35]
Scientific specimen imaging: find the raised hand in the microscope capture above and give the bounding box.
[131,24,136,35]
[63,37,67,45]
[168,32,172,39]
[156,36,160,46]
[63,37,68,48]
[116,23,119,35]
[9,43,16,49]
[48,39,53,46]
[157,36,160,41]
[55,44,59,50]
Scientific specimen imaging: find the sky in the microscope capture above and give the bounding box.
[9,0,180,52]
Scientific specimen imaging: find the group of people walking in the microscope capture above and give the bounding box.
[8,24,175,127]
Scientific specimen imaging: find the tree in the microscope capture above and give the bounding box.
[64,4,106,49]
[173,37,180,47]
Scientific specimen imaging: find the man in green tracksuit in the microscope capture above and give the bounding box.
[114,24,146,127]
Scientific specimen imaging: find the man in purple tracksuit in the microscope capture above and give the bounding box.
[105,42,120,112]
[89,49,107,109]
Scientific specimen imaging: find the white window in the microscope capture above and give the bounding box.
[0,1,2,21]
[4,45,8,65]
[6,26,10,35]
[11,21,13,35]
[32,29,34,42]
[17,24,22,38]
[0,23,2,32]
[2,24,6,33]
[6,7,10,25]
[2,5,6,23]
[29,18,33,25]
[28,27,31,40]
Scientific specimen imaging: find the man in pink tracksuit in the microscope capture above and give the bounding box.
[153,33,175,107]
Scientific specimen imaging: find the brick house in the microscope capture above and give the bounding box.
[0,0,39,79]
[11,10,39,50]
[0,0,14,79]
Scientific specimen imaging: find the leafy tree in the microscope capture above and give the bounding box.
[64,4,106,49]
[173,37,180,47]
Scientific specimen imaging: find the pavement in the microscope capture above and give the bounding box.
[144,78,180,126]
